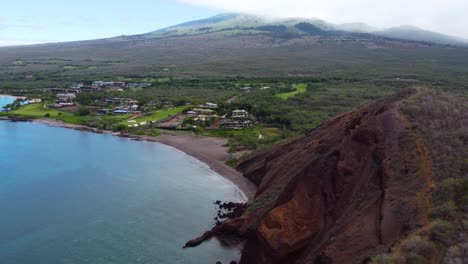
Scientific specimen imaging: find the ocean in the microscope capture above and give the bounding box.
[0,99,244,263]
[0,96,15,111]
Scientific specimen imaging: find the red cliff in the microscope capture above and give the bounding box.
[232,90,434,263]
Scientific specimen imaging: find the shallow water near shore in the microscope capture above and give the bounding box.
[0,96,15,111]
[0,118,245,263]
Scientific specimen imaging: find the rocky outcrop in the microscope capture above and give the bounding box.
[229,90,434,263]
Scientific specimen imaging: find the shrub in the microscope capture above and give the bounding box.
[433,178,467,206]
[430,220,455,245]
[133,130,145,135]
[76,107,90,116]
[44,113,50,117]
[402,236,434,259]
[372,254,401,264]
[406,254,428,264]
[146,130,160,137]
[112,124,127,132]
[429,200,459,221]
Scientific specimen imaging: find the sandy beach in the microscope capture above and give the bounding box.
[0,94,27,99]
[34,118,257,200]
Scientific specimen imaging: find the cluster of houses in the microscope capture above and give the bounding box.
[91,81,126,89]
[126,120,148,128]
[221,109,254,130]
[239,86,270,92]
[27,98,42,104]
[68,81,152,92]
[49,93,76,108]
[100,98,140,115]
[183,102,254,130]
[126,83,152,88]
[185,102,219,125]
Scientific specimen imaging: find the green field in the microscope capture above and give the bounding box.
[119,106,187,125]
[8,103,133,126]
[10,103,70,118]
[276,84,307,99]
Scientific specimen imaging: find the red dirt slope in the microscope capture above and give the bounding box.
[231,90,433,263]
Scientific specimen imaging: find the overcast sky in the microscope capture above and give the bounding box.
[1,0,467,46]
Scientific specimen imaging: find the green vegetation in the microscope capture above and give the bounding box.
[3,102,133,128]
[0,14,467,263]
[127,106,186,124]
[12,60,26,66]
[232,80,397,132]
[276,83,307,99]
[63,65,78,70]
[2,77,401,152]
[9,103,70,118]
[375,90,468,264]
[201,126,288,153]
[76,107,90,116]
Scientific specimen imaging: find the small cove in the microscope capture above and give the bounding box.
[0,97,244,263]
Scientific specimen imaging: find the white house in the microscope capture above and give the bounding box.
[56,93,76,100]
[200,102,218,109]
[232,109,249,118]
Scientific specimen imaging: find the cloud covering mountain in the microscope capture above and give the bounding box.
[179,0,468,39]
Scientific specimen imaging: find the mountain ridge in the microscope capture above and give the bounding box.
[143,13,467,46]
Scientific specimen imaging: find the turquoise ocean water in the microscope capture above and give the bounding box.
[0,97,244,264]
[0,96,15,111]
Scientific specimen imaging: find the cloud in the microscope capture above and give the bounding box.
[178,0,468,39]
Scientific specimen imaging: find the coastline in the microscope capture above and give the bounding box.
[34,118,257,200]
[0,94,26,99]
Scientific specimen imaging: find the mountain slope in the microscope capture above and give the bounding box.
[147,13,334,39]
[376,25,468,45]
[1,13,468,91]
[186,88,466,263]
[234,89,433,263]
[144,13,466,46]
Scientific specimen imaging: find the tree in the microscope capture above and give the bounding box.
[76,107,90,116]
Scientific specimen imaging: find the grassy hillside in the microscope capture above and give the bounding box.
[276,83,307,99]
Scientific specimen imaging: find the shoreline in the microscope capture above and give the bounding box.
[33,118,257,200]
[0,94,27,99]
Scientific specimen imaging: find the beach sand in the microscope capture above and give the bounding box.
[34,118,257,200]
[0,94,27,99]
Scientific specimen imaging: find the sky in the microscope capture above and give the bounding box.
[1,0,467,46]
[0,0,217,46]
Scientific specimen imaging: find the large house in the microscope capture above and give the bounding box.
[232,109,249,118]
[51,93,76,108]
[56,93,76,100]
[70,83,84,89]
[221,119,253,130]
[92,81,126,88]
[105,98,139,106]
[126,83,152,88]
[191,108,215,115]
[199,102,218,109]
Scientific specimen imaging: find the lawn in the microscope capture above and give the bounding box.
[63,66,78,70]
[276,83,307,99]
[8,103,132,126]
[120,106,187,125]
[10,103,70,118]
[9,103,89,124]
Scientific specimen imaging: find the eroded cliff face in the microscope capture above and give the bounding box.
[232,90,433,264]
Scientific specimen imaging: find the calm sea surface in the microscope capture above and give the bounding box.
[0,97,244,264]
[0,96,15,111]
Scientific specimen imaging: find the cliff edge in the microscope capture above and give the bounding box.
[231,89,434,263]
